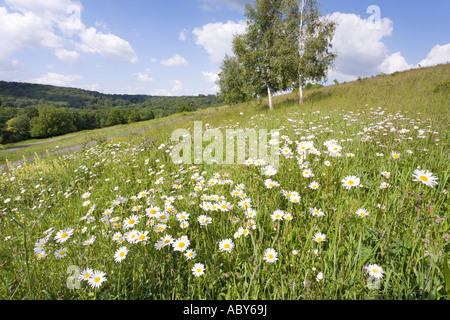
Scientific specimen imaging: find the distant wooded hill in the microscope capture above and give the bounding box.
[0,81,224,143]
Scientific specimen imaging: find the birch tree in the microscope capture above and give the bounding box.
[282,0,336,104]
[232,0,285,111]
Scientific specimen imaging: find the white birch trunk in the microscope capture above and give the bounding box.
[267,86,273,110]
[298,0,305,105]
[299,84,303,104]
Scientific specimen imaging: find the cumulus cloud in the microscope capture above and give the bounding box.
[55,48,80,64]
[202,71,219,83]
[77,27,138,63]
[151,80,184,96]
[417,43,450,67]
[326,12,418,82]
[379,51,413,74]
[193,20,247,65]
[0,0,138,67]
[132,69,154,83]
[179,29,188,41]
[160,54,188,67]
[30,72,83,87]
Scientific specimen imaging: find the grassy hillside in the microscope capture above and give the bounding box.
[0,64,449,300]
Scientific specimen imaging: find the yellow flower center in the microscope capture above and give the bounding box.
[393,155,399,159]
[373,268,379,274]
[129,219,135,224]
[60,251,66,255]
[419,175,428,182]
[150,210,156,214]
[348,181,354,185]
[268,254,273,259]
[197,268,201,273]
[178,242,185,248]
[120,252,125,257]
[224,244,230,249]
[84,274,90,278]
[94,277,101,282]
[317,237,322,242]
[139,235,145,240]
[61,233,68,238]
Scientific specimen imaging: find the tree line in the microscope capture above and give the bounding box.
[0,82,223,143]
[217,0,337,109]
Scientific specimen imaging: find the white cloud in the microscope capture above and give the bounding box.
[0,6,62,59]
[193,20,247,65]
[160,54,188,67]
[418,43,450,67]
[55,48,80,64]
[151,80,183,96]
[30,72,82,87]
[78,27,138,64]
[202,71,219,83]
[132,70,154,83]
[379,51,413,74]
[0,0,138,67]
[326,12,417,82]
[179,29,188,41]
[170,80,183,93]
[328,12,393,77]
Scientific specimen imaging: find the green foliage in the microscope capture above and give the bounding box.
[217,55,253,105]
[29,107,76,138]
[0,81,224,144]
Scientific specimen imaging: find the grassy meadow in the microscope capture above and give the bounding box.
[0,64,449,300]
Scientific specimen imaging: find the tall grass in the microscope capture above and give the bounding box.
[0,64,449,300]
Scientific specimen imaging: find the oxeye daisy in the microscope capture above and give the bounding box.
[79,268,93,282]
[309,181,320,190]
[219,238,234,253]
[176,212,189,221]
[184,249,196,260]
[355,208,369,218]
[112,232,122,242]
[55,248,68,258]
[313,232,326,243]
[367,264,384,279]
[123,215,139,229]
[263,248,278,263]
[154,223,167,233]
[114,246,128,263]
[341,175,360,190]
[54,228,74,243]
[81,192,91,199]
[180,221,189,228]
[284,212,293,221]
[125,230,139,243]
[136,230,149,243]
[88,270,107,289]
[271,209,284,221]
[192,263,205,277]
[160,234,174,247]
[173,237,190,252]
[36,250,47,259]
[302,169,314,177]
[391,151,401,160]
[309,207,324,217]
[412,169,438,187]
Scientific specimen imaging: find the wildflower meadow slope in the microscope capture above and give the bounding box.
[1,63,449,300]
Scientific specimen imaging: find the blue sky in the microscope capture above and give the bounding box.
[0,0,449,96]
